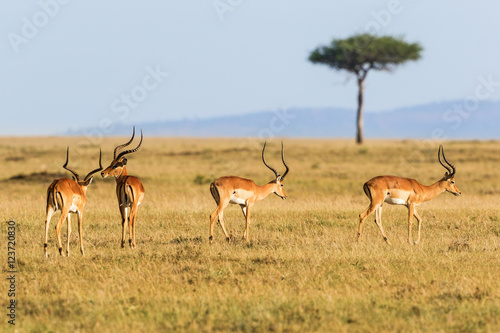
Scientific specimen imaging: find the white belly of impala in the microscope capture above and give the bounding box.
[384,197,406,205]
[69,203,78,213]
[229,195,246,205]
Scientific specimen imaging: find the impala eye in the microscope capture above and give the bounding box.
[112,165,118,169]
[450,180,455,184]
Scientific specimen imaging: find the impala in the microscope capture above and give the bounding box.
[101,127,145,249]
[209,142,289,243]
[44,147,102,257]
[358,145,461,245]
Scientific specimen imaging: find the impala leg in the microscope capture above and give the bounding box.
[407,204,415,244]
[209,208,218,244]
[55,208,69,256]
[129,204,138,249]
[66,213,72,256]
[133,216,137,249]
[358,204,377,242]
[210,200,229,243]
[133,195,144,249]
[413,209,422,245]
[240,204,247,239]
[44,207,55,257]
[374,206,391,245]
[128,209,133,249]
[78,211,84,255]
[240,204,247,219]
[120,206,127,248]
[242,204,252,241]
[218,211,231,243]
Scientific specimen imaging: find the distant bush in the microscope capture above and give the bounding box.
[193,174,215,185]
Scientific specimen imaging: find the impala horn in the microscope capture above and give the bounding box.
[280,141,289,180]
[262,141,279,179]
[115,128,143,160]
[438,145,456,177]
[84,149,103,181]
[262,141,289,180]
[63,147,80,181]
[114,126,136,159]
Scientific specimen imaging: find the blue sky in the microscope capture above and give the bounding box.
[1,1,500,135]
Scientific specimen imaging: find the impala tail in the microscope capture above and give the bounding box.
[51,185,63,211]
[118,183,134,207]
[362,182,372,202]
[210,182,220,205]
[126,184,134,206]
[47,187,56,211]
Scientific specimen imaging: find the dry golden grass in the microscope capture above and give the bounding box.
[1,137,499,332]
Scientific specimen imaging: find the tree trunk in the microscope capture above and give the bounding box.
[356,77,364,144]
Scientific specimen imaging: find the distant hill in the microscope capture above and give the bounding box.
[69,100,500,139]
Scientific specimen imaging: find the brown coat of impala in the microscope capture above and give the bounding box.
[358,146,460,244]
[101,127,145,249]
[209,142,289,243]
[358,145,461,245]
[44,147,102,257]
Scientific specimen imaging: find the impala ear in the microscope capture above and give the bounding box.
[122,158,128,165]
[85,177,94,186]
[72,176,76,181]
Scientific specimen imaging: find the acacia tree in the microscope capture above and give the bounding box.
[309,34,422,144]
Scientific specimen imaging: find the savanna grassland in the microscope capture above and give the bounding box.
[1,137,499,332]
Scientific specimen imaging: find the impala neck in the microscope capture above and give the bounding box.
[116,166,129,182]
[256,182,276,201]
[421,180,447,202]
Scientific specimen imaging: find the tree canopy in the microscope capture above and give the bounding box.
[309,33,422,80]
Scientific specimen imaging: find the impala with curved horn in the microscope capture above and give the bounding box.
[209,141,290,243]
[44,147,102,257]
[358,145,461,245]
[101,127,145,249]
